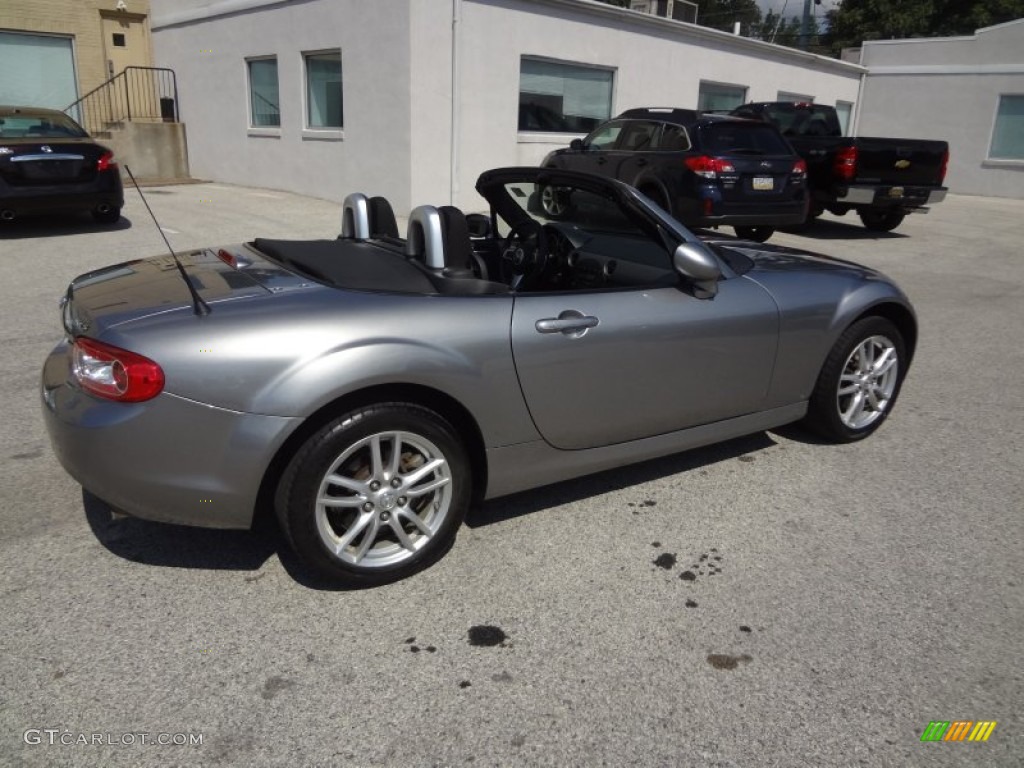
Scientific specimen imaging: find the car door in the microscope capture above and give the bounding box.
[613,120,663,185]
[510,271,780,451]
[558,120,626,177]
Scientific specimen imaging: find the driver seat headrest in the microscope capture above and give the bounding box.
[405,205,475,278]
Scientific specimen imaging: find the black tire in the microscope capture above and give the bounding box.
[802,317,907,443]
[275,403,471,586]
[92,206,121,224]
[858,209,905,232]
[538,184,574,220]
[733,225,775,243]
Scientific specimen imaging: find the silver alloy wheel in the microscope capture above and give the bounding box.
[540,185,569,217]
[836,334,899,430]
[314,431,452,568]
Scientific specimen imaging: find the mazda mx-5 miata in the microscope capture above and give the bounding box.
[42,167,916,586]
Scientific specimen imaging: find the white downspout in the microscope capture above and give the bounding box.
[449,0,462,205]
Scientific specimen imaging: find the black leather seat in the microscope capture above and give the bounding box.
[368,196,400,240]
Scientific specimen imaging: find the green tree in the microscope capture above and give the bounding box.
[825,0,1024,54]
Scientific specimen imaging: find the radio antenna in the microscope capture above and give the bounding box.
[124,165,210,316]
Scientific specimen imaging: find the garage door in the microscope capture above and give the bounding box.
[0,31,78,111]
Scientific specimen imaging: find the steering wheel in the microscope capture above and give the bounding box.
[500,220,549,290]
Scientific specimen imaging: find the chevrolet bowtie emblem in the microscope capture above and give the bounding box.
[894,159,911,169]
[40,145,53,153]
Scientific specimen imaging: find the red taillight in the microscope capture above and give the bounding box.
[685,156,735,179]
[217,248,237,268]
[97,151,118,172]
[939,149,949,184]
[72,338,164,402]
[792,158,807,178]
[834,146,857,182]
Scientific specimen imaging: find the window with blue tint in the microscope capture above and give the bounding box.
[247,57,280,127]
[835,101,853,136]
[519,57,613,133]
[990,95,1024,160]
[697,81,747,112]
[305,51,343,129]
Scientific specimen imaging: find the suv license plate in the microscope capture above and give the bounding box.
[752,176,774,191]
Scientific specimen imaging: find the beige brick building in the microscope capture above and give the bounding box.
[0,0,153,111]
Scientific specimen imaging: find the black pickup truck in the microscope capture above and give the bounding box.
[730,102,948,232]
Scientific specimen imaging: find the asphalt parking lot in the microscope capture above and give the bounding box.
[1,183,1022,768]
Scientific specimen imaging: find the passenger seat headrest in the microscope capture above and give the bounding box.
[368,196,400,239]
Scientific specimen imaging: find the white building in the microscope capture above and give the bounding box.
[150,0,863,212]
[857,19,1024,199]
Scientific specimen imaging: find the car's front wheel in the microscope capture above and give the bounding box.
[734,225,775,243]
[276,403,470,586]
[802,317,907,442]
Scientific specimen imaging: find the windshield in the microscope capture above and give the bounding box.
[499,181,651,238]
[0,113,88,139]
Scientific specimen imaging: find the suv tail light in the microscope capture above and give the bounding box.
[685,156,735,179]
[939,149,949,184]
[792,158,807,179]
[834,146,857,182]
[97,151,118,172]
[72,338,164,402]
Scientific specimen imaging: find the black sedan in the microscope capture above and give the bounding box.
[0,106,123,224]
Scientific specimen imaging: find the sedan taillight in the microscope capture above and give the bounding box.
[72,338,164,402]
[939,149,949,184]
[834,146,857,182]
[685,156,735,179]
[97,151,118,172]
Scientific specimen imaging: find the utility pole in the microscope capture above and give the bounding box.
[799,0,821,50]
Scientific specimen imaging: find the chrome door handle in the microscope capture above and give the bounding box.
[535,315,599,335]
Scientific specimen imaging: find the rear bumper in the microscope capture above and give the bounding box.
[41,340,300,529]
[0,171,123,215]
[835,184,947,208]
[688,202,807,228]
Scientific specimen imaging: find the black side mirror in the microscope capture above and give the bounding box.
[465,213,492,239]
[569,138,585,151]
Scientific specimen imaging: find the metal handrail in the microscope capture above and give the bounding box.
[64,66,179,135]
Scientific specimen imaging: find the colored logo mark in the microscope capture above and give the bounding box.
[921,721,997,742]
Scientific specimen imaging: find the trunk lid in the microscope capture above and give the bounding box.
[60,245,306,338]
[0,139,107,186]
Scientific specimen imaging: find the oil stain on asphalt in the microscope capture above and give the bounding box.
[706,653,753,671]
[468,625,509,647]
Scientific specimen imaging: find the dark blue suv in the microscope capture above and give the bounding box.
[540,107,807,242]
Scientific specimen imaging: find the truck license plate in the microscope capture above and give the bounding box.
[752,176,774,191]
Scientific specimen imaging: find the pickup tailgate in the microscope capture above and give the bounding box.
[852,137,948,187]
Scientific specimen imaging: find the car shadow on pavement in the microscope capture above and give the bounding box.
[81,431,783,588]
[466,431,777,529]
[779,219,908,241]
[82,489,278,572]
[0,213,132,239]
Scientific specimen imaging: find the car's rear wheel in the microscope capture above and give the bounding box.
[858,209,905,232]
[92,205,121,224]
[539,184,573,219]
[733,225,775,243]
[276,403,470,586]
[803,317,907,442]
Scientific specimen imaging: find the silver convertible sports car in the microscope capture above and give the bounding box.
[42,167,916,586]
